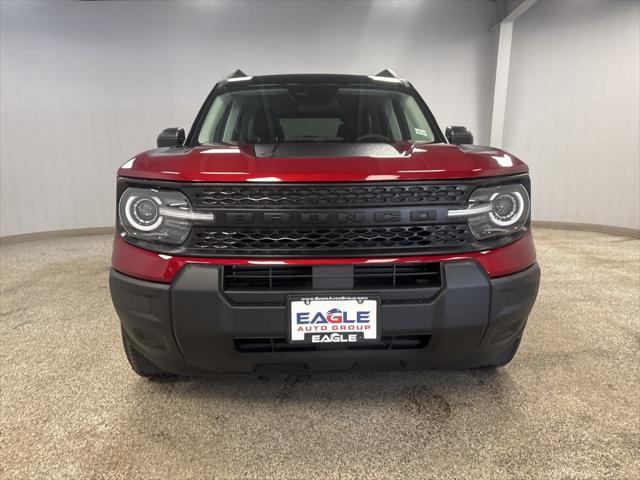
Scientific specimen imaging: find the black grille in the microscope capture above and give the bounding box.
[223,263,441,290]
[224,266,313,290]
[190,224,471,256]
[176,181,479,256]
[234,335,430,353]
[353,263,441,288]
[187,183,471,208]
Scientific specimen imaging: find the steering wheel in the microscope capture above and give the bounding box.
[355,134,390,143]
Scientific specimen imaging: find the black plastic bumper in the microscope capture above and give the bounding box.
[109,261,540,374]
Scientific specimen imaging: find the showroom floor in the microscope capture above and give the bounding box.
[0,228,638,479]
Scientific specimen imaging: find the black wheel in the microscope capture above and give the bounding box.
[121,328,181,381]
[482,335,522,368]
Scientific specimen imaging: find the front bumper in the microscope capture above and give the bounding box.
[109,260,540,374]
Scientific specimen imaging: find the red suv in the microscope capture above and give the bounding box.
[110,70,540,379]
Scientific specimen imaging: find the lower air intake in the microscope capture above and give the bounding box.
[234,335,430,353]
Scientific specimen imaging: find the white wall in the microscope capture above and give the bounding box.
[503,0,640,230]
[0,0,499,237]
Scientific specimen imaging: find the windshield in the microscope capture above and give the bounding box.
[196,85,437,146]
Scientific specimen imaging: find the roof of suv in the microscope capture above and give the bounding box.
[250,74,375,84]
[219,70,410,88]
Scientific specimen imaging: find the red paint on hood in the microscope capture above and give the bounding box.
[118,143,528,183]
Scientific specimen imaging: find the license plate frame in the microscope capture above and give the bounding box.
[287,294,380,344]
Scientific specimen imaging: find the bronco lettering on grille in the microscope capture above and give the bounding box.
[220,209,437,226]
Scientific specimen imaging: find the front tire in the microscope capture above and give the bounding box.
[121,328,181,381]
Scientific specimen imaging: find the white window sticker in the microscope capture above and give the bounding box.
[414,128,428,137]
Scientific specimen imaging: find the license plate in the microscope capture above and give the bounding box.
[288,295,379,344]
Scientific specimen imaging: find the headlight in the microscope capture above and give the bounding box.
[448,184,530,240]
[118,187,213,245]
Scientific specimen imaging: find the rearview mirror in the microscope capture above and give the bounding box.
[445,126,473,145]
[157,127,185,148]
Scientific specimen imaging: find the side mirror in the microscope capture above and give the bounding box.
[445,126,473,145]
[157,127,185,148]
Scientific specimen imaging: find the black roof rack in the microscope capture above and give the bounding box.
[228,69,249,79]
[375,69,399,79]
[373,68,410,87]
[218,69,252,87]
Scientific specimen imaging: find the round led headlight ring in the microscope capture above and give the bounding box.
[133,198,159,223]
[125,195,163,231]
[489,191,524,227]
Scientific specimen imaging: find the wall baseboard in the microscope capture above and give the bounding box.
[1,222,638,246]
[532,221,640,238]
[0,227,115,246]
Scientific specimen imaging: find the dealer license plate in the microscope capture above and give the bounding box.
[288,295,379,344]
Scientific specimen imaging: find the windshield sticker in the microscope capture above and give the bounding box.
[414,128,428,137]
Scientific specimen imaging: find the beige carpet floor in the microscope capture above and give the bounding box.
[0,228,638,479]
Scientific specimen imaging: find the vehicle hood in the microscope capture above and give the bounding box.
[118,143,528,182]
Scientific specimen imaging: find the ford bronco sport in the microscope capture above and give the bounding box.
[109,70,540,379]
